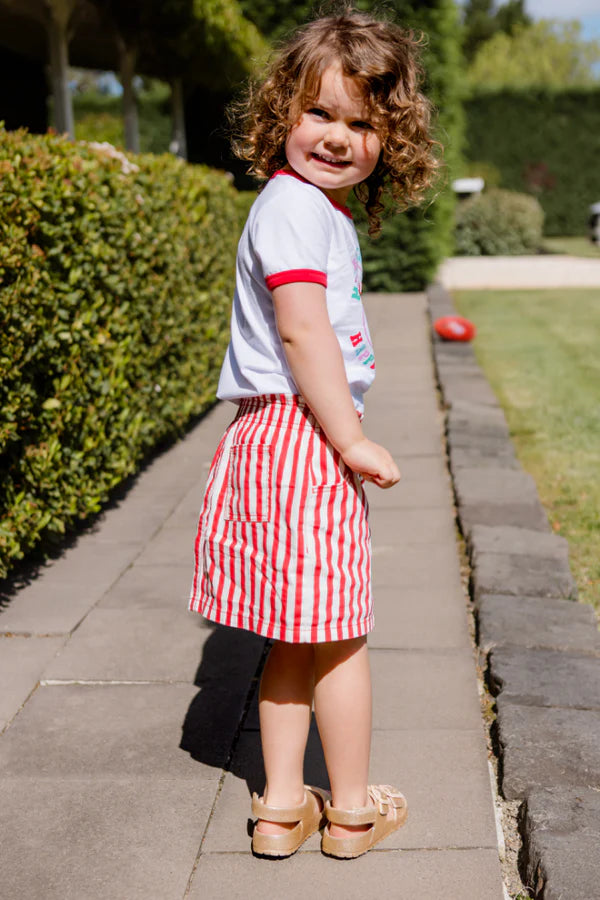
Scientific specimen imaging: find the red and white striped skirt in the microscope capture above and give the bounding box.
[189,394,373,643]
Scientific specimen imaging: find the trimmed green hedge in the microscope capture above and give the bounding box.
[464,87,600,236]
[0,128,239,577]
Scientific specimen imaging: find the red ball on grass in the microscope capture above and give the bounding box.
[434,315,476,342]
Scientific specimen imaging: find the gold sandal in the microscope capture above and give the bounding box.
[321,784,408,859]
[251,785,330,858]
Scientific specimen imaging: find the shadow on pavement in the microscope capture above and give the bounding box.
[180,622,330,797]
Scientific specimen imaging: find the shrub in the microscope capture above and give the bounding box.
[352,197,446,292]
[0,127,240,577]
[454,188,544,255]
[234,189,257,225]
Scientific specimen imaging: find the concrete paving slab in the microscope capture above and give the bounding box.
[183,399,234,437]
[97,563,194,609]
[366,358,437,390]
[488,645,600,709]
[367,389,439,411]
[167,477,209,515]
[428,281,455,312]
[28,536,143,584]
[162,499,205,531]
[134,524,195,567]
[454,466,541,510]
[0,539,143,634]
[244,650,481,732]
[0,775,210,900]
[0,579,103,636]
[469,524,570,562]
[370,507,457,546]
[365,297,430,345]
[448,401,511,440]
[365,454,452,510]
[371,542,463,590]
[477,594,600,654]
[77,497,180,545]
[366,413,445,457]
[522,787,600,900]
[369,650,482,730]
[0,682,227,776]
[496,700,600,799]
[41,607,208,682]
[454,466,549,532]
[472,551,577,601]
[190,848,504,900]
[371,371,436,393]
[437,373,500,409]
[0,636,65,730]
[369,585,470,650]
[371,331,433,356]
[435,359,484,377]
[448,442,519,471]
[364,290,427,321]
[366,479,452,512]
[203,728,497,853]
[434,343,477,367]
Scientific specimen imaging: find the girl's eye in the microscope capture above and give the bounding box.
[352,121,373,130]
[308,107,328,119]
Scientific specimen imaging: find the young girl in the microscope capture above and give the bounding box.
[189,9,440,859]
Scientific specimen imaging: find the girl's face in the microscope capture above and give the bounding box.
[285,64,382,205]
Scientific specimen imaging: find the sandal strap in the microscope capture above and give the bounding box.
[368,784,407,815]
[325,799,376,827]
[324,785,407,826]
[251,790,309,823]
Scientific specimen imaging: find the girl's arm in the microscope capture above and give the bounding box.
[272,282,400,488]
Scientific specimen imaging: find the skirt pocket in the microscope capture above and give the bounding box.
[309,439,354,493]
[225,443,272,523]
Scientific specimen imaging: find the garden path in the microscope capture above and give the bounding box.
[0,293,505,899]
[438,254,600,289]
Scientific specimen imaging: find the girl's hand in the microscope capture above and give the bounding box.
[341,438,401,489]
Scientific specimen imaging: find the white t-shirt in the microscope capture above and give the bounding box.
[217,170,376,414]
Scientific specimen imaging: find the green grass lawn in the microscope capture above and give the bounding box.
[543,236,600,259]
[453,288,600,614]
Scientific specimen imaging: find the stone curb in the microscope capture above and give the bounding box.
[427,282,600,898]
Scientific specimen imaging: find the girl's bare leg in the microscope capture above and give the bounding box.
[255,640,316,836]
[313,635,373,839]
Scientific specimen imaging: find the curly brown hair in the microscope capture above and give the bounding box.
[231,8,443,235]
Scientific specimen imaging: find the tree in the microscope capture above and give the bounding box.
[45,0,79,137]
[461,0,530,62]
[467,19,600,90]
[237,0,315,40]
[89,0,267,154]
[495,0,529,35]
[89,1,194,153]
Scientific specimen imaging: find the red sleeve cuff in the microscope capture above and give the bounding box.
[265,269,327,290]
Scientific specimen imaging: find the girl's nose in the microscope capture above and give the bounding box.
[323,121,348,148]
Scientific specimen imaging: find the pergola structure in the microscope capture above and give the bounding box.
[0,0,265,158]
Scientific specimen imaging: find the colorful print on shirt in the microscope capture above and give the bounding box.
[349,244,375,371]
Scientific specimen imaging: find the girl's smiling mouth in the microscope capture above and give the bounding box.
[311,152,352,168]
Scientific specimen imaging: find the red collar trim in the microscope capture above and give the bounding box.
[272,169,353,219]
